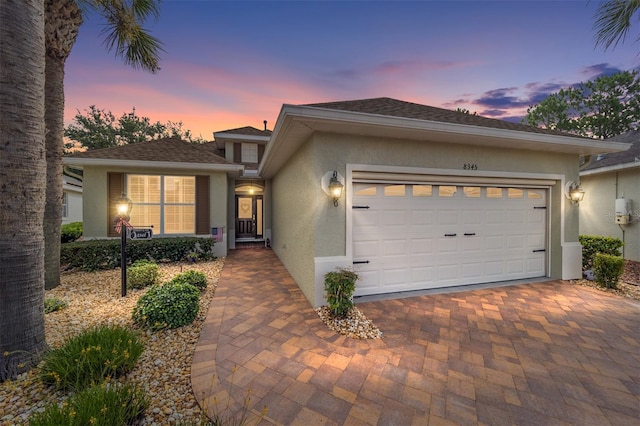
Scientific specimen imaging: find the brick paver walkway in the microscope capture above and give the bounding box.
[191,249,640,425]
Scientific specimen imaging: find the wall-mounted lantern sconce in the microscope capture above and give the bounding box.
[321,171,345,207]
[564,181,585,205]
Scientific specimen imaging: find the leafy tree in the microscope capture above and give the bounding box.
[455,108,477,116]
[593,0,640,52]
[44,0,162,291]
[524,70,640,139]
[65,106,205,151]
[1,0,47,380]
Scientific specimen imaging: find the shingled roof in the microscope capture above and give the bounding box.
[581,130,640,172]
[66,138,234,165]
[214,126,271,137]
[304,97,589,139]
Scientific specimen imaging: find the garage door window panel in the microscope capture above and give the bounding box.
[487,187,503,198]
[384,185,406,196]
[438,186,457,197]
[463,186,481,197]
[412,185,432,197]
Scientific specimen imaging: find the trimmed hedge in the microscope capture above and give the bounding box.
[169,270,208,291]
[132,282,200,330]
[60,237,215,272]
[593,253,625,289]
[127,260,161,290]
[61,222,83,243]
[579,235,623,270]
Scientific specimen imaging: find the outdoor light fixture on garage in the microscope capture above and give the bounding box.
[322,171,345,207]
[565,181,585,205]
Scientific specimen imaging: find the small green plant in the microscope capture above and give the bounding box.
[186,251,200,262]
[593,253,625,289]
[132,281,200,330]
[39,325,144,391]
[579,235,623,270]
[324,268,359,318]
[127,259,160,290]
[29,382,148,426]
[61,221,83,243]
[170,270,208,291]
[44,297,68,313]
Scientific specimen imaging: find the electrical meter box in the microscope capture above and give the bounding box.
[615,198,630,224]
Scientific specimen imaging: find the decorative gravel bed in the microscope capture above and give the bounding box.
[574,259,640,301]
[0,259,224,426]
[315,306,383,339]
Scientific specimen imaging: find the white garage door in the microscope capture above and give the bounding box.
[352,183,547,296]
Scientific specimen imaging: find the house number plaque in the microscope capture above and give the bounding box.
[463,163,478,170]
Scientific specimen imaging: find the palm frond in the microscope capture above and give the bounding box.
[593,0,640,50]
[96,0,163,73]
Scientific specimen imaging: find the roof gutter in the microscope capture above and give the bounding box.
[63,157,245,175]
[213,133,270,142]
[580,161,640,176]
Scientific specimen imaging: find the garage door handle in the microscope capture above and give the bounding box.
[533,249,546,252]
[353,260,370,264]
[464,233,476,236]
[444,233,457,237]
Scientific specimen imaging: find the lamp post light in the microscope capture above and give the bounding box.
[115,193,133,297]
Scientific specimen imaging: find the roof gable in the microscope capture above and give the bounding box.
[214,126,272,137]
[581,130,640,172]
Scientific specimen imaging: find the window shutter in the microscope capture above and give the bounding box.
[233,143,241,163]
[258,144,265,163]
[107,173,124,237]
[195,175,210,234]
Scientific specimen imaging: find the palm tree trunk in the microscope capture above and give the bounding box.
[44,0,82,290]
[0,0,47,380]
[44,56,64,290]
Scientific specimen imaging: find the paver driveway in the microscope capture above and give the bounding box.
[192,249,640,425]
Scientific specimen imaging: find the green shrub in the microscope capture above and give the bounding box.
[132,282,200,330]
[593,253,625,289]
[324,268,359,318]
[39,325,144,391]
[170,270,208,291]
[29,382,148,426]
[60,237,216,272]
[44,297,68,314]
[579,235,623,270]
[127,260,160,290]
[61,221,83,243]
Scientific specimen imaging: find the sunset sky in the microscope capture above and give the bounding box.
[64,0,639,140]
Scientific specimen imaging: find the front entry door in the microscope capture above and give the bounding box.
[236,195,263,239]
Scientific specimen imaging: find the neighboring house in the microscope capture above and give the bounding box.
[64,97,630,307]
[62,175,83,224]
[580,130,640,261]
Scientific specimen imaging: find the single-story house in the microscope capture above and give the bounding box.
[64,97,630,306]
[580,130,640,261]
[62,174,83,224]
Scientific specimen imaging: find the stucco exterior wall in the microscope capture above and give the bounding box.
[309,132,580,280]
[580,169,640,261]
[81,166,229,257]
[270,140,317,304]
